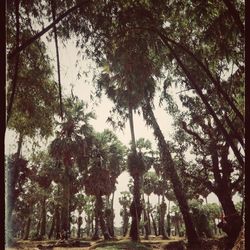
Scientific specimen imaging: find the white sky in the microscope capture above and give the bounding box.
[5,35,241,228]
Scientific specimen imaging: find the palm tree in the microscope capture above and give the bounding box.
[50,96,95,239]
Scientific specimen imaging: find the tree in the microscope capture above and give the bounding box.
[119,191,132,237]
[50,96,94,239]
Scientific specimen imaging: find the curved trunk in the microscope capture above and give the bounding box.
[142,99,199,245]
[216,190,242,247]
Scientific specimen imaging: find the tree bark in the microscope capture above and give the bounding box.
[40,196,46,238]
[61,167,70,239]
[23,217,31,240]
[7,0,20,125]
[142,98,199,245]
[96,195,112,240]
[129,174,142,242]
[150,213,158,236]
[51,0,63,120]
[48,206,57,239]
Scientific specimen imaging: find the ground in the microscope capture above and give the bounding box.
[6,235,232,250]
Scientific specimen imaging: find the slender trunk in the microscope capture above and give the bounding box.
[51,0,63,119]
[8,0,91,59]
[128,104,142,241]
[143,207,149,239]
[96,195,111,240]
[129,174,142,241]
[142,99,199,245]
[55,206,61,239]
[150,213,158,236]
[61,167,70,239]
[48,206,57,239]
[40,196,46,238]
[77,216,82,238]
[156,30,244,124]
[35,219,41,238]
[110,191,115,237]
[160,196,167,239]
[23,217,31,240]
[147,196,151,235]
[6,133,23,245]
[167,214,171,237]
[92,198,100,240]
[7,0,20,125]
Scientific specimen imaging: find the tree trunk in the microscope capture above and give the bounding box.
[217,190,242,247]
[55,206,61,239]
[48,206,57,239]
[40,196,46,238]
[151,213,158,236]
[109,192,115,237]
[92,198,100,240]
[129,174,142,241]
[61,167,70,239]
[143,207,149,239]
[147,196,151,235]
[96,195,112,240]
[142,99,199,245]
[23,217,31,240]
[77,216,82,238]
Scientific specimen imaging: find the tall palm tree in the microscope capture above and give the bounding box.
[50,96,95,239]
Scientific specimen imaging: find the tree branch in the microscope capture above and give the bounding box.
[51,0,63,120]
[158,32,244,168]
[8,0,90,60]
[7,0,20,125]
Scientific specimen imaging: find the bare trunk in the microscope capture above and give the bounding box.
[61,167,70,239]
[23,217,31,240]
[142,99,199,245]
[40,196,46,238]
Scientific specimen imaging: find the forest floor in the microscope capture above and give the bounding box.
[6,236,228,250]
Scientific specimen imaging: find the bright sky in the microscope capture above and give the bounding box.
[5,35,241,228]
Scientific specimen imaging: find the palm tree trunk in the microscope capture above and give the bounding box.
[48,206,57,239]
[61,167,70,239]
[40,196,46,238]
[142,98,199,245]
[150,213,158,236]
[128,104,142,241]
[96,195,111,240]
[110,191,115,237]
[23,217,31,240]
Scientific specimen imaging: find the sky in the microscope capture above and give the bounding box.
[5,33,241,228]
